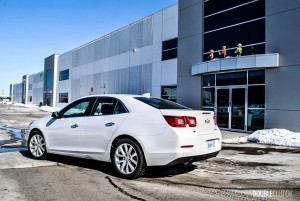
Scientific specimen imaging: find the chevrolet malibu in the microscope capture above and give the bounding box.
[26,94,221,179]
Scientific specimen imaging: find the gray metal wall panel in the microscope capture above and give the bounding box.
[99,36,110,60]
[71,78,81,101]
[177,0,203,109]
[88,43,95,64]
[94,40,102,61]
[93,72,108,95]
[266,5,300,67]
[118,68,130,94]
[266,0,300,16]
[265,110,300,132]
[130,22,142,50]
[129,65,141,94]
[142,17,153,47]
[91,64,152,95]
[128,64,152,94]
[119,27,130,53]
[78,75,94,97]
[110,31,120,56]
[71,16,153,68]
[264,0,300,131]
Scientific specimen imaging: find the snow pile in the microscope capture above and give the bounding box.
[13,103,38,108]
[222,136,248,144]
[223,129,300,147]
[39,106,60,112]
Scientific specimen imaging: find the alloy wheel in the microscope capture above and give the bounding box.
[29,134,46,158]
[114,143,138,175]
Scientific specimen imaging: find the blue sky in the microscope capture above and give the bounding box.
[0,0,176,94]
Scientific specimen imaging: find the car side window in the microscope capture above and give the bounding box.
[114,101,127,114]
[93,98,117,116]
[92,98,127,116]
[61,98,95,118]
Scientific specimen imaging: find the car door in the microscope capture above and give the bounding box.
[78,97,129,154]
[46,98,96,152]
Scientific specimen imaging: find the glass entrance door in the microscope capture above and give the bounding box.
[216,87,246,130]
[231,88,245,130]
[217,89,229,128]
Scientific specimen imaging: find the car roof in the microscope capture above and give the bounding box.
[79,94,146,99]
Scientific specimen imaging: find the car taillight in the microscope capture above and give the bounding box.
[163,116,197,127]
[186,116,197,127]
[213,116,217,125]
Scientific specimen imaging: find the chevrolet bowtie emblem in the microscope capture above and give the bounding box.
[205,119,210,123]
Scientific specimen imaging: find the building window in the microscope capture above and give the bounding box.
[59,93,68,103]
[28,96,32,102]
[59,69,69,81]
[45,69,53,91]
[162,38,178,61]
[161,86,177,102]
[203,0,265,61]
[29,84,32,90]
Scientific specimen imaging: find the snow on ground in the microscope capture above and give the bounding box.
[13,103,38,108]
[39,106,60,112]
[223,129,300,147]
[11,102,60,112]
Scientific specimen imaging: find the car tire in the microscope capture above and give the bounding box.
[111,138,146,179]
[28,131,47,160]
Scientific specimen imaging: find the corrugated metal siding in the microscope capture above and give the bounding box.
[89,64,152,96]
[119,27,131,54]
[118,68,130,94]
[129,64,152,94]
[68,15,154,99]
[72,16,153,68]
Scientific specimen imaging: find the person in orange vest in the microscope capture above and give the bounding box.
[219,46,227,58]
[235,43,242,57]
[208,49,215,60]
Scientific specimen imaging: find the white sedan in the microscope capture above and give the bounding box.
[26,94,221,179]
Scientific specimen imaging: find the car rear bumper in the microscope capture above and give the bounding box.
[140,129,222,166]
[166,151,219,166]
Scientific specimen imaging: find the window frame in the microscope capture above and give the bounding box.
[162,38,178,61]
[59,93,69,103]
[59,69,70,81]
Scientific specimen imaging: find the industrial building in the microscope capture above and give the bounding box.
[10,0,300,132]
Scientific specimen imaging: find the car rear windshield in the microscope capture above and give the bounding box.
[135,97,190,109]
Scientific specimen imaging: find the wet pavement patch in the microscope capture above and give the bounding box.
[211,158,283,167]
[0,147,28,153]
[222,146,299,155]
[0,124,26,150]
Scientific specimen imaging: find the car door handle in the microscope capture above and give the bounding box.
[71,124,78,128]
[105,122,115,127]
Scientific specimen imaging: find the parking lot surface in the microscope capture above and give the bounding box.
[0,103,299,201]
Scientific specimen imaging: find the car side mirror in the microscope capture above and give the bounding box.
[52,111,60,119]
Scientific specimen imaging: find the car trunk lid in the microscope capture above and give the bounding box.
[160,109,217,133]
